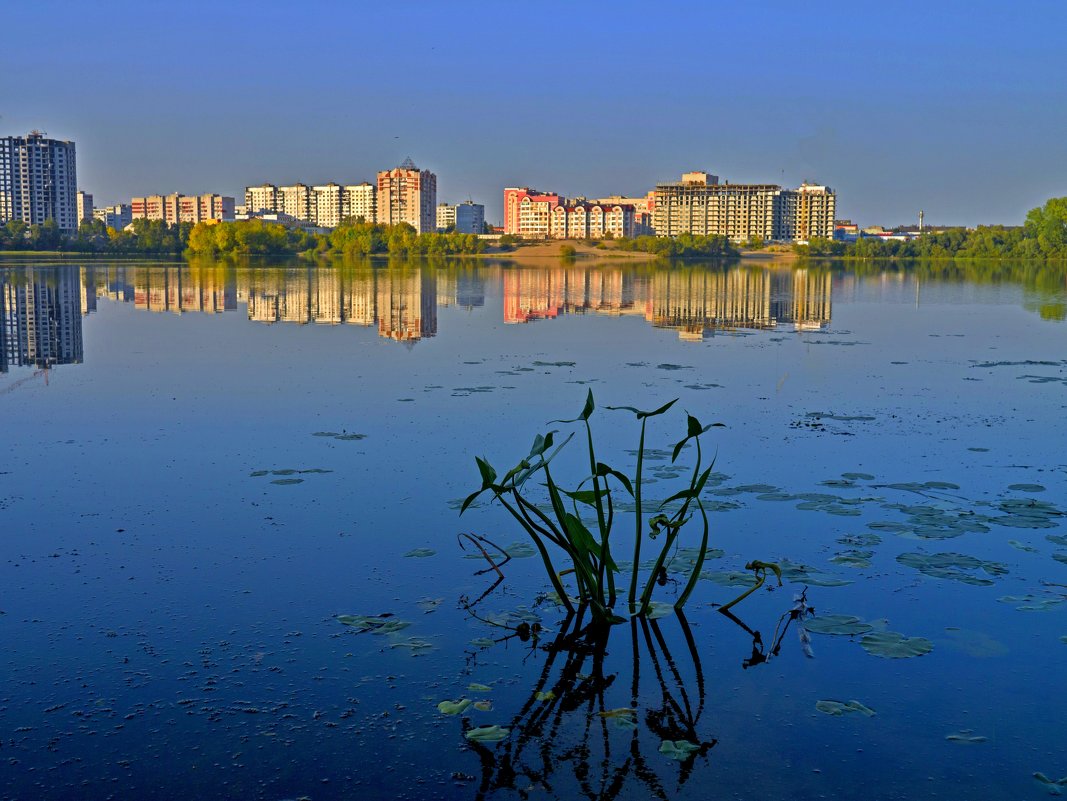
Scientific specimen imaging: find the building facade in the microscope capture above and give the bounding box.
[377,160,436,233]
[313,183,344,229]
[343,183,376,223]
[653,171,836,243]
[76,191,93,226]
[131,193,234,224]
[93,204,132,231]
[437,201,485,234]
[0,132,79,231]
[503,187,561,237]
[550,203,635,239]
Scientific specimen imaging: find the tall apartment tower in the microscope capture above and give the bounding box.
[377,159,436,233]
[0,132,79,231]
[76,191,93,226]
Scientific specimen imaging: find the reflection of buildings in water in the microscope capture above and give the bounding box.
[0,267,84,372]
[377,270,436,342]
[503,268,645,324]
[503,266,831,338]
[130,267,237,315]
[435,269,487,311]
[244,267,437,342]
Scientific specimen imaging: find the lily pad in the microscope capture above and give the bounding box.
[504,542,536,559]
[1008,540,1039,553]
[437,699,472,715]
[469,637,495,648]
[778,559,852,587]
[389,637,435,654]
[815,699,876,717]
[646,601,675,620]
[658,739,701,760]
[1048,535,1067,547]
[943,627,1008,658]
[700,570,758,587]
[842,472,876,481]
[998,593,1066,612]
[803,614,873,636]
[896,552,1007,586]
[1033,772,1067,794]
[1008,483,1046,492]
[336,614,411,635]
[404,548,436,558]
[468,682,493,693]
[831,549,874,568]
[860,630,933,659]
[473,700,493,712]
[416,597,443,613]
[945,730,987,744]
[465,725,509,743]
[271,478,304,485]
[249,470,269,477]
[535,691,555,701]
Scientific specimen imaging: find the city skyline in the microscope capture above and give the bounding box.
[3,2,1066,228]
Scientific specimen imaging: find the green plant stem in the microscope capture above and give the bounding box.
[496,494,575,613]
[584,419,615,608]
[674,499,709,610]
[718,571,766,613]
[628,418,647,610]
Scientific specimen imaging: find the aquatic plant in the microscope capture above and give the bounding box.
[461,391,721,623]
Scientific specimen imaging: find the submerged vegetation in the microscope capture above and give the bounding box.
[461,391,723,623]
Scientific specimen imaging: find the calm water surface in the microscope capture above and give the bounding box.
[1,259,1066,800]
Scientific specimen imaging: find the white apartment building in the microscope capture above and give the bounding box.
[436,203,456,231]
[313,183,344,229]
[278,184,313,222]
[76,191,93,226]
[245,184,279,214]
[343,183,376,223]
[0,132,79,231]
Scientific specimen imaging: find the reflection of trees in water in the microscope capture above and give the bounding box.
[460,607,715,801]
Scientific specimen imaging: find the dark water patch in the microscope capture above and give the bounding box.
[806,411,876,422]
[656,363,693,371]
[532,360,576,368]
[971,359,1066,368]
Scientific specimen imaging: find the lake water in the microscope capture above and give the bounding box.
[1,258,1066,800]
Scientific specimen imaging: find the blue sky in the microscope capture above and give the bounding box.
[3,0,1065,226]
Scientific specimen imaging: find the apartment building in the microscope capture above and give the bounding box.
[313,183,344,229]
[437,200,484,233]
[595,194,656,235]
[550,203,635,239]
[0,132,79,231]
[343,183,376,223]
[131,193,234,224]
[76,191,93,226]
[278,184,313,222]
[653,171,836,242]
[245,184,279,214]
[377,159,436,233]
[503,187,561,237]
[93,204,132,231]
[776,184,836,242]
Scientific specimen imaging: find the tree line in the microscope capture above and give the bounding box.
[796,197,1067,260]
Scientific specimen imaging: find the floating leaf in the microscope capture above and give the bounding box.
[465,725,510,743]
[1033,772,1067,794]
[815,699,876,717]
[860,630,933,659]
[945,730,987,744]
[469,637,495,648]
[897,552,1008,586]
[831,550,873,568]
[1008,540,1039,553]
[1048,535,1067,547]
[943,627,1008,658]
[504,542,536,559]
[473,700,492,712]
[803,614,873,636]
[388,637,435,655]
[535,691,555,701]
[404,548,436,558]
[468,683,492,693]
[271,478,304,485]
[336,614,411,635]
[842,472,876,481]
[1008,484,1046,493]
[437,699,472,715]
[416,597,443,614]
[646,601,674,620]
[998,593,1066,612]
[658,740,701,760]
[778,559,852,587]
[249,470,269,477]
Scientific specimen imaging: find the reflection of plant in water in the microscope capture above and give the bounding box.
[719,588,815,669]
[456,608,716,801]
[461,392,722,623]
